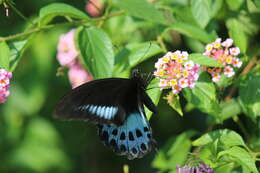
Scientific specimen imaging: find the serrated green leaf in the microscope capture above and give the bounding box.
[183,72,220,116]
[191,0,211,28]
[145,78,162,120]
[118,0,166,24]
[169,22,216,43]
[239,72,260,119]
[39,3,89,26]
[192,129,246,148]
[0,41,10,70]
[189,53,223,67]
[218,146,258,173]
[226,18,248,53]
[76,27,114,79]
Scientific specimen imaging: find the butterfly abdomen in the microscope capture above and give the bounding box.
[97,112,157,160]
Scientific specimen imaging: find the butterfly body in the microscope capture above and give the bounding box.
[55,71,157,159]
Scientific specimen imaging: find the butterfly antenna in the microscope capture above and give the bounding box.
[135,42,152,66]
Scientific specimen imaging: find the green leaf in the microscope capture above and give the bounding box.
[215,163,234,173]
[39,3,89,26]
[191,0,211,28]
[219,99,242,121]
[76,27,114,79]
[253,0,260,8]
[113,42,163,77]
[226,18,248,53]
[9,40,28,72]
[165,92,183,116]
[169,22,216,43]
[152,131,196,171]
[239,72,260,119]
[0,41,10,70]
[218,146,258,173]
[226,0,245,11]
[189,53,223,67]
[118,0,166,24]
[210,0,224,18]
[145,78,162,120]
[192,129,246,148]
[183,72,220,117]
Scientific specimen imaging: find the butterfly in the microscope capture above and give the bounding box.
[54,70,158,160]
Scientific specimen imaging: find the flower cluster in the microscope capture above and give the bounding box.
[0,69,12,103]
[176,164,214,173]
[154,51,200,94]
[203,38,242,82]
[57,29,93,88]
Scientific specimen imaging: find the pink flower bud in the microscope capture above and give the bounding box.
[57,30,79,67]
[0,69,12,103]
[68,63,93,88]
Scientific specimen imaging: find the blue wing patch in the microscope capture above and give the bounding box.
[98,110,156,159]
[78,105,118,120]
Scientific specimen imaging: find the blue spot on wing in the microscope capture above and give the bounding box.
[98,110,156,159]
[77,105,118,120]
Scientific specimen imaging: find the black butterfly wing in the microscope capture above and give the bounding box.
[54,78,138,125]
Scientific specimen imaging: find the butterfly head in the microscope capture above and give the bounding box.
[131,69,153,90]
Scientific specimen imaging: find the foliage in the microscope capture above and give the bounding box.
[0,0,260,172]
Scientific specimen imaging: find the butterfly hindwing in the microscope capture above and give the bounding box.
[97,103,157,159]
[54,78,137,125]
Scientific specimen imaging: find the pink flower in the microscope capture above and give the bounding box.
[154,51,200,94]
[224,66,235,77]
[222,38,233,48]
[203,38,242,82]
[229,47,240,56]
[85,0,103,17]
[179,78,188,88]
[68,63,93,88]
[232,57,243,68]
[0,69,12,103]
[57,30,79,67]
[212,72,221,82]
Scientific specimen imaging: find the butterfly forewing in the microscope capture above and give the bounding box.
[55,78,141,125]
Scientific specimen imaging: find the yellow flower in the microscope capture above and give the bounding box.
[169,79,177,86]
[162,57,170,63]
[183,70,189,78]
[226,56,233,64]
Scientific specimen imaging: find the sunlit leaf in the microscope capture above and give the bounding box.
[118,0,166,24]
[218,146,258,173]
[145,78,162,120]
[39,3,89,26]
[76,27,114,79]
[189,53,223,67]
[191,0,211,28]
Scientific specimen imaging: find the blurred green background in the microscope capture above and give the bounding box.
[0,0,260,173]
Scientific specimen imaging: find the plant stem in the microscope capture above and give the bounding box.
[232,115,250,141]
[0,10,125,42]
[157,35,167,53]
